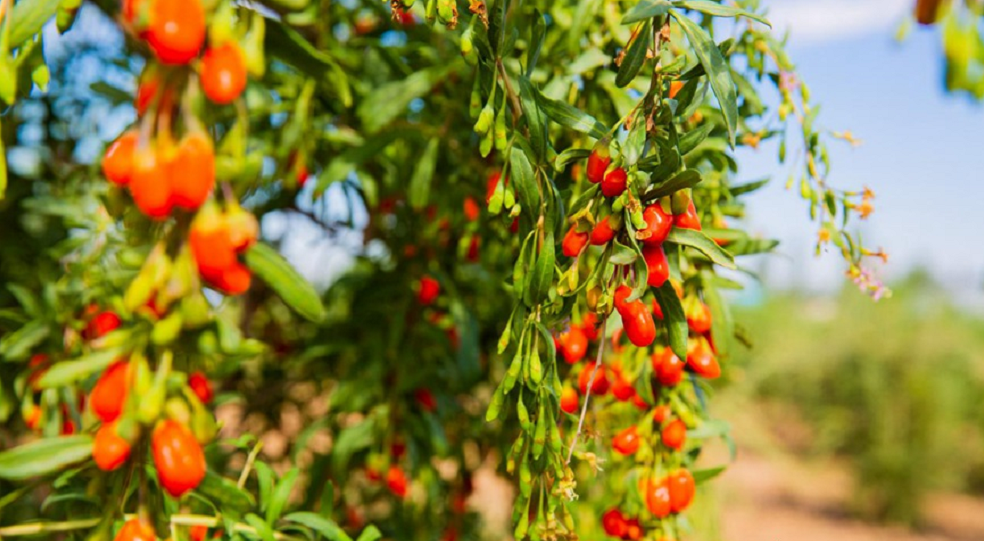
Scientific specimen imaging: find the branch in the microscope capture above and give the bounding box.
[566,316,608,464]
[497,59,523,125]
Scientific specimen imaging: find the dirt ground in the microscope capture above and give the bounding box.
[700,395,984,541]
[715,450,984,541]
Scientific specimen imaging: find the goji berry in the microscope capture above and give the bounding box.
[200,42,248,104]
[612,426,640,456]
[146,0,206,65]
[93,422,132,471]
[152,420,207,498]
[562,225,589,257]
[103,131,138,186]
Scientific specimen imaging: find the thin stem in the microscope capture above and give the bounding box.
[566,316,608,464]
[0,519,101,537]
[497,59,523,125]
[238,440,264,488]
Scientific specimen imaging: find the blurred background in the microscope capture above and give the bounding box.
[689,1,984,540]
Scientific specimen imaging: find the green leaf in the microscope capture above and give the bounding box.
[616,19,652,88]
[331,417,376,473]
[622,0,671,24]
[701,271,731,357]
[519,77,547,162]
[620,219,649,302]
[196,471,255,515]
[408,139,439,210]
[264,19,351,106]
[256,461,274,511]
[245,514,276,541]
[0,126,6,201]
[89,81,132,105]
[36,349,119,388]
[283,512,353,541]
[312,129,407,196]
[554,148,591,172]
[527,10,546,77]
[357,63,458,133]
[245,243,325,322]
[727,238,780,256]
[567,48,610,75]
[535,89,608,140]
[528,232,555,306]
[687,418,730,439]
[8,0,60,47]
[0,435,93,480]
[644,169,702,201]
[692,466,727,484]
[678,122,715,155]
[0,319,49,362]
[670,10,738,147]
[266,467,299,523]
[666,228,736,269]
[654,283,687,360]
[609,241,639,265]
[355,525,382,541]
[672,1,771,27]
[509,146,540,216]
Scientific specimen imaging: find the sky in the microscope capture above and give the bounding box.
[732,0,984,303]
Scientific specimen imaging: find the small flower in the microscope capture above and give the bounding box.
[848,265,891,301]
[857,199,874,219]
[833,131,863,148]
[818,228,831,244]
[779,71,799,93]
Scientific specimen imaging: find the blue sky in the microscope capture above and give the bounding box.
[736,0,984,301]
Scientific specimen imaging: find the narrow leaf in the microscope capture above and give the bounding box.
[672,1,771,27]
[245,243,326,322]
[529,232,555,305]
[701,271,731,357]
[654,283,687,360]
[355,526,382,541]
[0,319,49,362]
[8,0,60,46]
[678,122,715,155]
[357,64,457,133]
[519,77,547,162]
[554,148,592,172]
[622,0,672,24]
[36,349,119,388]
[266,468,299,523]
[644,169,702,201]
[616,19,652,88]
[527,10,546,77]
[408,139,439,210]
[666,228,736,269]
[693,466,727,484]
[509,146,540,215]
[196,471,255,514]
[0,436,93,481]
[670,10,738,147]
[535,89,608,139]
[283,512,352,541]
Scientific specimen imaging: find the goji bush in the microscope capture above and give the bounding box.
[0,0,887,540]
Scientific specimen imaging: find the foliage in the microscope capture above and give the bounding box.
[0,0,884,540]
[906,0,984,99]
[732,272,984,527]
